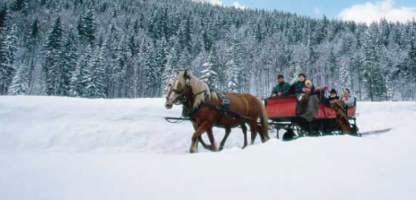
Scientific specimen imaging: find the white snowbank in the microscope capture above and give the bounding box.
[0,96,415,200]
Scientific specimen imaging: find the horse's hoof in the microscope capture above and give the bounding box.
[219,146,224,151]
[189,148,197,154]
[211,146,219,152]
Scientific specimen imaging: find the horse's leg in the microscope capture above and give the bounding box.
[193,122,212,151]
[250,121,258,145]
[219,126,231,151]
[190,122,210,153]
[241,123,248,149]
[206,128,218,152]
[257,124,266,143]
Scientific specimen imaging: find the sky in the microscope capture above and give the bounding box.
[197,0,416,24]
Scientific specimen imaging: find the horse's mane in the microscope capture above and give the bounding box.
[176,71,218,108]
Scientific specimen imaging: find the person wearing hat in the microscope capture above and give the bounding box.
[303,80,314,93]
[328,89,339,101]
[324,89,339,106]
[271,74,291,97]
[295,77,320,122]
[289,73,307,94]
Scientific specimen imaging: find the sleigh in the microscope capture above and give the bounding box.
[265,95,359,140]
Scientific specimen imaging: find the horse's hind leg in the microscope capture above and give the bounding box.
[250,121,258,145]
[219,127,231,151]
[257,124,266,143]
[241,123,248,149]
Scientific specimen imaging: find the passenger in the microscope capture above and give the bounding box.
[328,89,339,101]
[289,73,307,94]
[271,74,291,97]
[324,89,339,107]
[303,80,314,93]
[341,88,354,107]
[296,79,320,122]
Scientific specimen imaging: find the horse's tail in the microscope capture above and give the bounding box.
[257,98,269,141]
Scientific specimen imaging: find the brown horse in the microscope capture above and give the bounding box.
[165,71,269,153]
[165,79,249,151]
[165,79,217,151]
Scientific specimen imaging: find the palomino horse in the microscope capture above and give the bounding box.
[165,79,249,151]
[165,79,217,151]
[165,71,269,153]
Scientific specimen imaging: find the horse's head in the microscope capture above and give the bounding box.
[165,71,193,109]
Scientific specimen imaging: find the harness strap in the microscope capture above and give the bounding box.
[181,91,253,121]
[203,101,254,121]
[192,90,207,98]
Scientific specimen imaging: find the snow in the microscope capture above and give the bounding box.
[0,96,416,200]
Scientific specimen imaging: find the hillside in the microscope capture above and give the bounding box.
[0,0,415,100]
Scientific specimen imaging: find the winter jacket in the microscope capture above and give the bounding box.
[271,82,291,96]
[343,95,355,107]
[289,81,306,94]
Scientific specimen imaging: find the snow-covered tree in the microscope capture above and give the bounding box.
[201,48,219,89]
[8,65,30,95]
[78,8,96,45]
[44,17,64,96]
[70,45,92,97]
[85,47,106,98]
[0,11,18,95]
[0,0,415,100]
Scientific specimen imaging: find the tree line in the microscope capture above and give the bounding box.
[0,0,415,101]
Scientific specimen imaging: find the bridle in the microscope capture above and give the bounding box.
[171,78,191,105]
[173,88,189,105]
[171,78,206,105]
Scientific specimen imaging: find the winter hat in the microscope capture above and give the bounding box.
[305,80,313,87]
[330,89,337,94]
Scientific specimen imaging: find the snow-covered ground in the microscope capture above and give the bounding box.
[0,96,415,200]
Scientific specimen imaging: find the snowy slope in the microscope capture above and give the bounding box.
[0,96,416,200]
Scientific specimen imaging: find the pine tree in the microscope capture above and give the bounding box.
[361,26,387,101]
[10,0,28,12]
[8,65,30,95]
[161,39,180,95]
[85,47,106,98]
[225,30,244,92]
[177,17,192,53]
[70,45,92,97]
[0,5,8,35]
[201,48,219,89]
[78,9,96,45]
[60,30,79,96]
[0,14,18,95]
[154,38,168,95]
[44,17,63,96]
[144,44,160,97]
[405,41,416,100]
[110,35,127,98]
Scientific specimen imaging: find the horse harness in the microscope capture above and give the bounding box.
[172,83,253,121]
